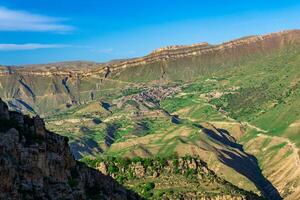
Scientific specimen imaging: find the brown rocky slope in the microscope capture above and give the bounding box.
[0,98,141,200]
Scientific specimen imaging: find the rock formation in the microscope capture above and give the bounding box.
[0,98,141,200]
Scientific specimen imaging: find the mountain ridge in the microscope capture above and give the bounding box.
[0,29,299,77]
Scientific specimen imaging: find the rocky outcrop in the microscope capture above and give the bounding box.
[0,98,141,200]
[91,156,263,200]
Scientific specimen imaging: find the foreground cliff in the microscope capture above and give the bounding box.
[0,98,140,200]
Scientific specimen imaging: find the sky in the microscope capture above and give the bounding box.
[0,0,300,65]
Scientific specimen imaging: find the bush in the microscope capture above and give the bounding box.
[173,167,180,174]
[128,171,136,180]
[185,169,196,178]
[80,157,99,168]
[143,158,153,168]
[132,156,143,163]
[157,191,165,197]
[117,157,131,168]
[156,157,167,167]
[116,175,126,184]
[172,159,179,166]
[143,191,153,198]
[108,165,119,174]
[143,182,155,191]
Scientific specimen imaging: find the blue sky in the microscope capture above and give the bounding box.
[0,0,300,65]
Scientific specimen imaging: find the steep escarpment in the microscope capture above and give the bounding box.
[1,30,299,77]
[0,98,140,200]
[107,30,300,82]
[98,30,300,76]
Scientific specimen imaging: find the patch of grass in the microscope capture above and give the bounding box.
[160,94,200,113]
[268,142,287,152]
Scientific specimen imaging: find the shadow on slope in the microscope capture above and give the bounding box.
[70,138,103,159]
[200,125,282,200]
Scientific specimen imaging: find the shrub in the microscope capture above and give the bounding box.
[143,182,155,191]
[143,158,153,168]
[132,156,143,163]
[156,157,167,167]
[116,175,126,185]
[173,167,180,174]
[157,191,165,197]
[117,157,131,168]
[108,165,119,174]
[185,169,196,178]
[172,159,179,166]
[80,157,99,168]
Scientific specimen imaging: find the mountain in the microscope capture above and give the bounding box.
[0,30,299,115]
[0,98,261,200]
[0,30,300,199]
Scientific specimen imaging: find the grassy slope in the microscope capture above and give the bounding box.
[43,45,300,198]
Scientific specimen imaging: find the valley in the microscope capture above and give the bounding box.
[1,30,300,199]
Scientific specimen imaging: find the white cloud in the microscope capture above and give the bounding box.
[91,48,114,54]
[0,43,67,51]
[0,7,74,32]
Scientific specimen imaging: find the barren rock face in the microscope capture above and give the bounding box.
[0,98,9,120]
[0,99,141,200]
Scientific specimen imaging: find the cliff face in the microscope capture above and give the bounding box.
[0,99,141,200]
[1,30,299,77]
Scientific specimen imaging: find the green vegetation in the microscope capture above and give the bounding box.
[33,36,300,199]
[161,94,200,113]
[80,155,262,199]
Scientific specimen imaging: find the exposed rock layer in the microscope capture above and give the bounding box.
[1,30,299,77]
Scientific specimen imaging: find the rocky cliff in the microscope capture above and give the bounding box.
[0,98,141,200]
